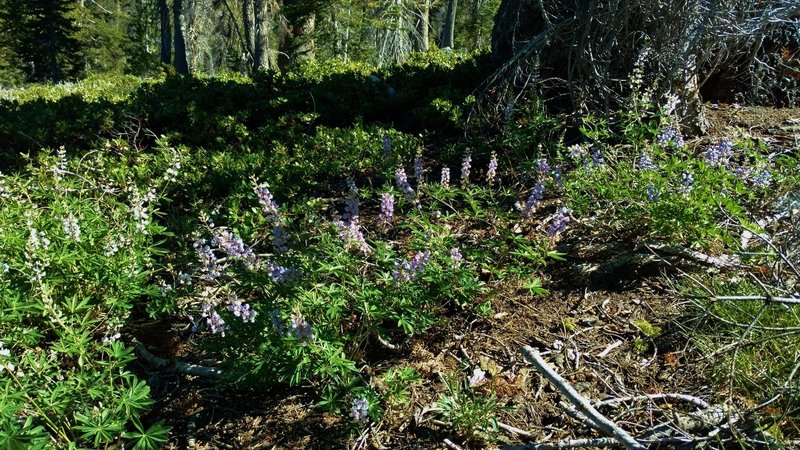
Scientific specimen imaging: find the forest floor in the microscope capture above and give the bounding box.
[138,104,800,450]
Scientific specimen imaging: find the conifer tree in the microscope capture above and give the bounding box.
[0,0,82,82]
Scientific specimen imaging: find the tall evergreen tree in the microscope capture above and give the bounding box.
[0,0,82,82]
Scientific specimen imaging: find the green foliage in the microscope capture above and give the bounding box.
[434,372,502,442]
[0,147,173,447]
[0,0,83,83]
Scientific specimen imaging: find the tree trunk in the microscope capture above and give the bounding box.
[252,0,272,71]
[441,0,457,49]
[173,0,189,73]
[417,0,430,51]
[243,0,256,69]
[157,0,171,65]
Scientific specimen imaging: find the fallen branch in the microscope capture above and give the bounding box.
[520,346,646,450]
[645,243,741,269]
[134,340,223,378]
[594,393,711,410]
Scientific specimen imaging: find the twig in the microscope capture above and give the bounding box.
[443,438,464,450]
[520,346,646,450]
[645,243,741,268]
[594,393,711,410]
[596,340,623,358]
[498,421,534,438]
[134,340,222,378]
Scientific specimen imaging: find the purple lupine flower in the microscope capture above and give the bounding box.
[646,183,660,201]
[393,250,431,282]
[751,168,772,188]
[254,183,280,220]
[343,194,360,222]
[267,263,293,282]
[536,158,551,173]
[213,229,257,269]
[272,224,289,254]
[269,310,285,334]
[414,154,425,184]
[441,167,450,187]
[334,217,371,255]
[379,193,394,226]
[207,311,227,336]
[589,147,605,167]
[383,135,392,157]
[637,154,656,171]
[350,397,369,422]
[657,126,685,148]
[461,154,472,185]
[450,247,463,265]
[553,166,564,186]
[194,239,221,281]
[704,139,734,167]
[395,167,415,200]
[227,295,257,323]
[290,313,313,341]
[568,144,585,160]
[547,207,572,237]
[486,152,498,183]
[518,182,545,218]
[733,165,753,180]
[679,171,695,194]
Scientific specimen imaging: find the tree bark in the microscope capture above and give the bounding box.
[417,0,430,51]
[173,0,189,73]
[157,0,171,65]
[252,0,272,71]
[441,0,457,49]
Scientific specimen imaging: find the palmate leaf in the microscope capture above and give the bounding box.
[124,418,171,450]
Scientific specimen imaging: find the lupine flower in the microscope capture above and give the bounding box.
[177,271,192,286]
[395,167,415,200]
[164,151,182,183]
[646,183,660,201]
[589,147,605,166]
[272,224,289,254]
[704,139,734,167]
[657,125,684,148]
[62,215,81,242]
[518,182,545,218]
[733,165,753,180]
[0,172,9,199]
[212,229,257,269]
[227,295,257,323]
[547,207,572,237]
[414,153,425,184]
[662,93,680,116]
[637,154,656,171]
[486,152,498,183]
[752,169,772,188]
[194,239,221,281]
[254,183,280,220]
[53,146,68,181]
[568,144,586,160]
[679,171,695,194]
[450,247,463,266]
[102,332,121,344]
[267,263,293,282]
[461,154,472,185]
[290,313,313,341]
[207,310,227,336]
[393,250,431,282]
[343,194,360,222]
[553,166,564,186]
[383,135,392,157]
[269,310,285,334]
[379,193,394,226]
[441,167,450,187]
[350,397,369,422]
[536,158,551,173]
[130,190,151,233]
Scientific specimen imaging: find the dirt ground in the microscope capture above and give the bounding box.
[137,104,800,450]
